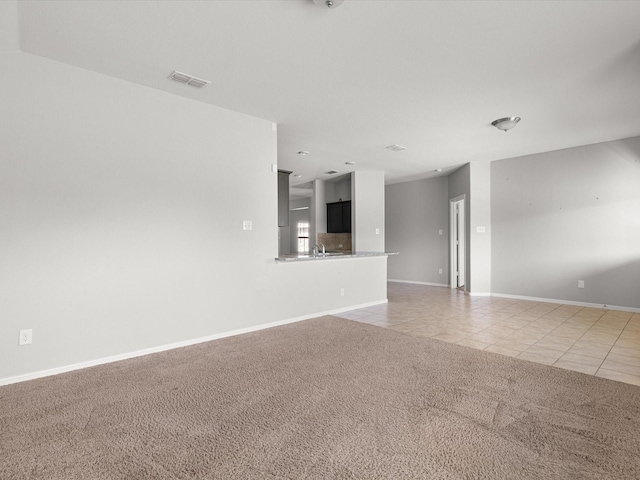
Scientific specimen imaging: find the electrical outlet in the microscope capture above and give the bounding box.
[375,228,380,235]
[438,229,443,235]
[439,268,443,274]
[19,329,33,346]
[243,220,252,231]
[578,280,585,289]
[340,288,345,297]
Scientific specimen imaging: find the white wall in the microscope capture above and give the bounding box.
[385,177,449,285]
[491,137,640,309]
[469,162,491,294]
[0,52,388,382]
[353,171,385,252]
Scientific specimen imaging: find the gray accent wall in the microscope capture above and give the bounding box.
[325,175,351,203]
[491,137,640,309]
[386,177,449,285]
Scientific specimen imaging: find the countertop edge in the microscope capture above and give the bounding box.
[275,252,398,263]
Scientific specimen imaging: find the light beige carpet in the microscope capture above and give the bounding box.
[2,316,640,479]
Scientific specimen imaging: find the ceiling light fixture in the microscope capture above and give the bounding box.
[435,168,443,172]
[298,151,309,156]
[313,0,345,8]
[492,117,521,132]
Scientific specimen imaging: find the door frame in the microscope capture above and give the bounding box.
[450,195,466,289]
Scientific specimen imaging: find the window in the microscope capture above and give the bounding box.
[297,222,309,253]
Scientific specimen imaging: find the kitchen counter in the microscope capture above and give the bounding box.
[276,251,398,262]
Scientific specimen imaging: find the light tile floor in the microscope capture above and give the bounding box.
[334,282,640,387]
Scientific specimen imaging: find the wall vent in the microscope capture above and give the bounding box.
[385,144,407,152]
[168,70,211,88]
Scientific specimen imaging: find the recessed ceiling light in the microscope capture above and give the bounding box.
[297,151,309,156]
[168,70,210,88]
[294,174,302,178]
[345,161,356,165]
[435,168,443,172]
[385,144,407,152]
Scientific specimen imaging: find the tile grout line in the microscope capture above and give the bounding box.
[593,313,635,378]
[548,308,608,375]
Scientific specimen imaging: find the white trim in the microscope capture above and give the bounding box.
[449,195,465,289]
[388,279,449,288]
[0,299,388,387]
[491,292,640,313]
[387,281,639,312]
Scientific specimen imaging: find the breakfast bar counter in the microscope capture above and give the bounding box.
[275,252,398,263]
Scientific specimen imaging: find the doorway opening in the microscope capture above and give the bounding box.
[450,196,465,290]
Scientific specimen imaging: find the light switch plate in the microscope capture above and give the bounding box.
[19,329,33,346]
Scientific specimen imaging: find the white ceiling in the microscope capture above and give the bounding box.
[11,0,640,186]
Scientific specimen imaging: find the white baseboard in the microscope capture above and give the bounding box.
[490,292,640,313]
[387,280,639,313]
[0,299,388,387]
[388,279,449,288]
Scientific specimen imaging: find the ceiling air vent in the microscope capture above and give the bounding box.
[168,70,211,88]
[325,170,339,175]
[386,144,407,152]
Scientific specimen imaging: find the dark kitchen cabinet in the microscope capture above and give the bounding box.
[327,201,351,233]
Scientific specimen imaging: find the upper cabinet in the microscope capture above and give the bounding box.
[278,170,291,227]
[327,200,351,233]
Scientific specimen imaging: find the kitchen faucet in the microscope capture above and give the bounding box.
[312,243,326,257]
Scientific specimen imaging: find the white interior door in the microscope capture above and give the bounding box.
[450,197,465,289]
